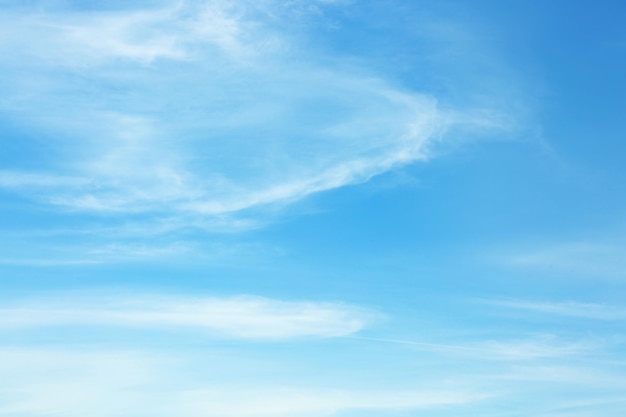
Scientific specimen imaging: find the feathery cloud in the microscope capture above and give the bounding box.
[0,293,377,340]
[485,299,626,320]
[0,0,504,230]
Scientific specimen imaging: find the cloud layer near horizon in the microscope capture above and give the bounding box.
[0,346,486,417]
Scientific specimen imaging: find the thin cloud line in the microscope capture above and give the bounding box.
[349,335,597,360]
[0,294,379,340]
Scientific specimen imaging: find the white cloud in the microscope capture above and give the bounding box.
[0,347,486,417]
[494,364,625,384]
[0,0,503,230]
[474,336,595,361]
[502,241,626,280]
[0,349,168,417]
[485,299,626,320]
[179,386,486,417]
[0,293,377,340]
[355,335,597,361]
[0,171,89,188]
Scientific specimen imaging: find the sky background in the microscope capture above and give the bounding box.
[1,0,626,416]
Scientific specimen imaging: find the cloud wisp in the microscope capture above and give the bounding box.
[353,334,596,361]
[485,299,626,320]
[0,0,504,230]
[502,241,626,280]
[0,293,377,340]
[0,347,488,417]
[179,386,487,417]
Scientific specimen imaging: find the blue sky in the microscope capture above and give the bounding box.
[1,0,626,415]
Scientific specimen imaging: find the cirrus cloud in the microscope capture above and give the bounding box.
[0,293,378,340]
[0,0,503,230]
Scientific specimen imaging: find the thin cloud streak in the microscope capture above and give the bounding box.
[502,241,626,280]
[0,294,378,340]
[486,299,626,320]
[180,386,488,417]
[352,335,597,361]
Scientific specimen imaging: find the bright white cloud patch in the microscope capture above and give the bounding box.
[0,294,376,339]
[0,0,452,222]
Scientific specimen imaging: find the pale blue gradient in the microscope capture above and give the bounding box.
[1,0,626,416]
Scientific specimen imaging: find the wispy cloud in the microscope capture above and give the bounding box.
[0,347,487,417]
[494,364,626,385]
[501,241,626,280]
[474,336,596,361]
[0,221,280,266]
[354,335,596,361]
[0,0,507,231]
[0,293,377,340]
[0,348,169,417]
[179,386,487,417]
[484,299,626,320]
